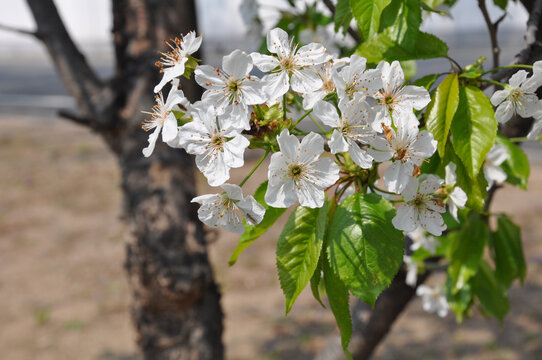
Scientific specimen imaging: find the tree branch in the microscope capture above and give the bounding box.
[478,0,505,68]
[0,23,39,37]
[58,109,92,127]
[25,0,112,128]
[322,0,362,43]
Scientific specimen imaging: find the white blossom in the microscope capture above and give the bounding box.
[490,69,542,124]
[301,58,348,109]
[408,227,439,254]
[251,27,331,98]
[527,111,542,140]
[444,162,468,221]
[333,55,382,102]
[313,95,376,168]
[392,175,447,236]
[154,31,202,93]
[373,60,430,132]
[142,79,188,157]
[404,255,418,287]
[265,129,340,208]
[177,107,249,186]
[195,49,266,130]
[484,144,508,188]
[368,114,437,193]
[192,183,265,234]
[416,285,449,318]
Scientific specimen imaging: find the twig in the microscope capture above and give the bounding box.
[322,0,361,43]
[58,109,92,127]
[0,23,39,37]
[478,0,505,68]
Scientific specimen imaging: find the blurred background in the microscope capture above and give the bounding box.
[1,1,542,359]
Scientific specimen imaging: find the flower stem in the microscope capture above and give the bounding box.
[482,78,506,87]
[369,185,398,196]
[309,114,327,133]
[283,94,287,122]
[291,108,313,128]
[481,64,533,76]
[239,149,270,187]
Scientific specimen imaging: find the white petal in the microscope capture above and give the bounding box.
[306,157,340,189]
[419,175,443,195]
[221,183,244,201]
[299,132,325,164]
[329,129,349,154]
[392,205,418,233]
[450,187,467,209]
[262,71,290,98]
[267,27,291,58]
[277,129,300,160]
[509,70,528,88]
[251,53,280,72]
[517,93,542,118]
[291,69,323,93]
[495,101,514,124]
[265,178,297,208]
[445,162,457,185]
[384,162,412,194]
[296,180,325,208]
[240,78,266,105]
[401,177,419,201]
[490,89,510,106]
[387,61,404,91]
[223,49,253,79]
[154,62,187,93]
[161,113,178,142]
[195,65,225,89]
[419,208,446,236]
[349,143,373,169]
[238,195,266,225]
[396,85,431,110]
[222,135,250,168]
[142,125,162,157]
[313,100,340,128]
[181,32,202,54]
[295,43,331,67]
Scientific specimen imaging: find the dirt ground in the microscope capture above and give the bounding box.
[1,114,541,360]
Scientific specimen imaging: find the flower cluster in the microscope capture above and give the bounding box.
[141,27,475,240]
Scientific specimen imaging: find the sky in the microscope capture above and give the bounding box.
[0,0,529,45]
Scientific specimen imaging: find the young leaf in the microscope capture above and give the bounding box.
[496,135,530,190]
[229,181,286,266]
[425,73,459,157]
[491,215,527,287]
[471,260,510,322]
[276,203,328,313]
[327,193,404,306]
[448,212,488,293]
[450,86,497,179]
[445,273,473,323]
[412,73,439,90]
[323,251,353,359]
[356,31,448,64]
[350,0,393,40]
[335,0,353,34]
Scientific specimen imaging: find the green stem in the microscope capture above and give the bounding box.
[481,78,506,88]
[481,64,533,76]
[292,108,313,128]
[283,94,287,122]
[239,149,270,187]
[309,114,327,133]
[369,185,398,196]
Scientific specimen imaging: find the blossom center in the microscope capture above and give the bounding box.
[288,164,306,182]
[211,134,225,149]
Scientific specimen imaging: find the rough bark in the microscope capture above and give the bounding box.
[24,0,224,359]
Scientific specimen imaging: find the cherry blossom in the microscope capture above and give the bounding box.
[443,162,468,221]
[416,285,449,318]
[265,129,340,208]
[368,114,437,193]
[483,144,509,188]
[251,27,331,98]
[192,183,265,234]
[490,69,542,124]
[177,107,249,186]
[333,55,382,102]
[154,31,202,93]
[142,79,188,157]
[392,175,447,236]
[195,49,265,130]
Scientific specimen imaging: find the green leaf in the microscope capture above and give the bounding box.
[491,215,527,287]
[493,0,508,10]
[229,181,286,266]
[448,212,488,293]
[310,258,326,308]
[335,0,353,34]
[445,272,473,323]
[496,135,530,189]
[450,85,497,179]
[356,31,448,64]
[323,251,352,359]
[350,0,392,39]
[471,260,510,322]
[412,73,439,90]
[426,73,459,157]
[327,193,403,306]
[380,0,422,51]
[276,203,328,313]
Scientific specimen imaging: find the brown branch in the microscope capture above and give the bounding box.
[478,0,505,68]
[0,23,39,37]
[25,0,112,128]
[58,109,92,127]
[322,0,362,43]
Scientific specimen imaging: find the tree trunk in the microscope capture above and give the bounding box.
[25,0,224,358]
